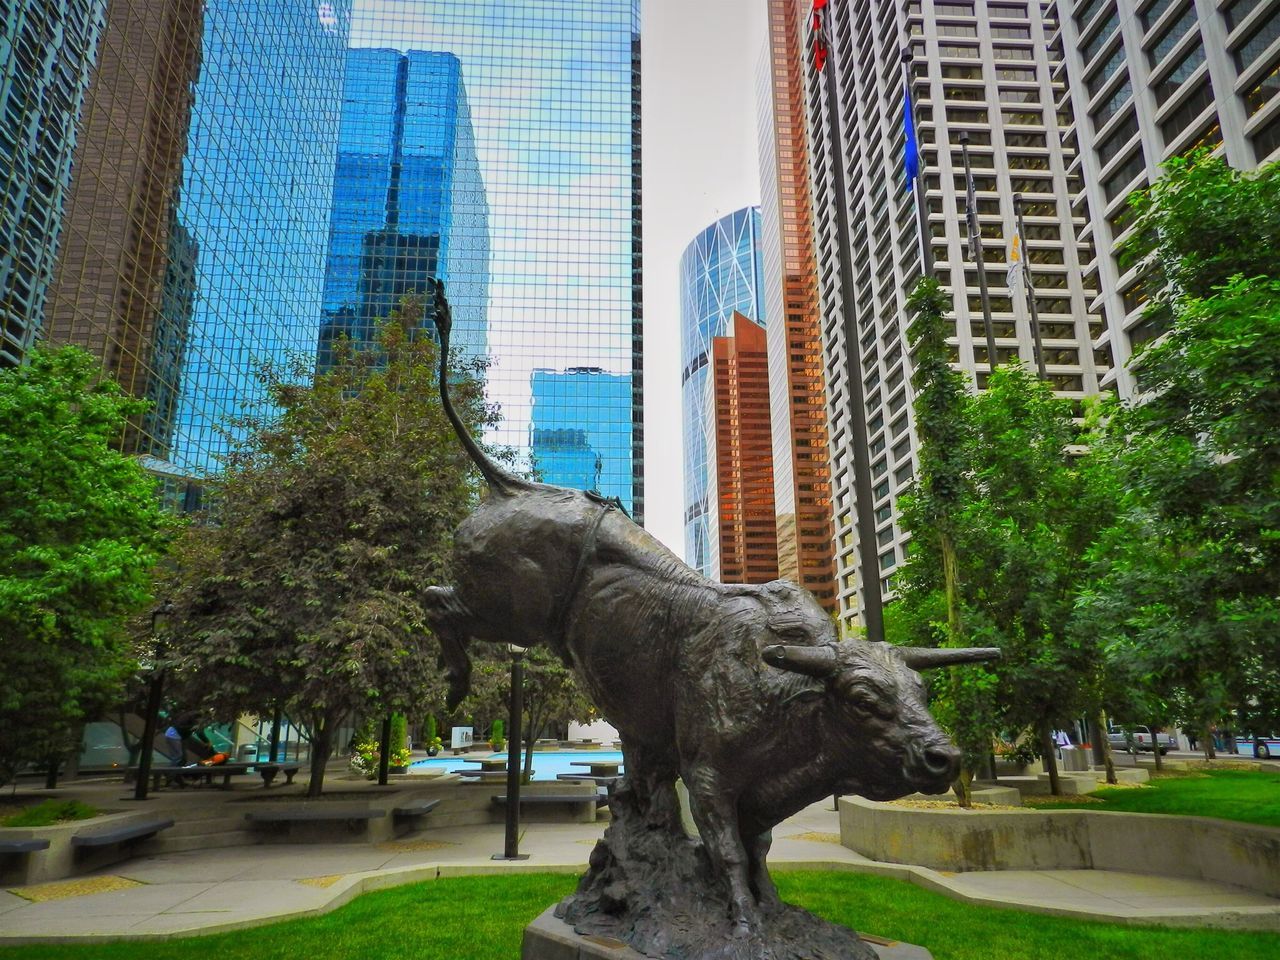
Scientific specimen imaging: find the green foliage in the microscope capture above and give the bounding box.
[489,718,504,750]
[1,799,98,828]
[0,873,1275,960]
[162,297,493,795]
[0,346,174,784]
[1076,153,1280,739]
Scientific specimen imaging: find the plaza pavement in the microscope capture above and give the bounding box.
[1,795,1277,943]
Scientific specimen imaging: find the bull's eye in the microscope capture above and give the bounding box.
[838,678,886,714]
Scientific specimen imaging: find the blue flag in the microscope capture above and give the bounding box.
[903,79,920,191]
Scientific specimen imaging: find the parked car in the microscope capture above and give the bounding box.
[1106,725,1176,754]
[1234,733,1280,759]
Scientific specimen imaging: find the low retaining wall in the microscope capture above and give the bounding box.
[0,811,166,885]
[839,796,1280,898]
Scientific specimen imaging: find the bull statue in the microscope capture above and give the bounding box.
[425,282,999,959]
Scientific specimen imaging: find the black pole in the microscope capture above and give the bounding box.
[495,647,529,860]
[377,714,392,786]
[902,50,933,277]
[819,6,884,644]
[133,670,164,801]
[268,706,282,764]
[1013,192,1047,379]
[44,756,58,791]
[960,132,997,373]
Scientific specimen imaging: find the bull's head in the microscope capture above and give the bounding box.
[762,639,1000,799]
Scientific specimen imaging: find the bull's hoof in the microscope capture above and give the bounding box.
[731,920,753,940]
[445,674,470,712]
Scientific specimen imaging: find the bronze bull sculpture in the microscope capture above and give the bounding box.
[425,282,998,958]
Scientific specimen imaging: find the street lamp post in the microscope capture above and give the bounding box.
[133,601,173,801]
[493,644,529,861]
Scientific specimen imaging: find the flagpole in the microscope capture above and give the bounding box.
[959,131,998,373]
[1014,192,1047,379]
[901,50,932,277]
[814,1,884,645]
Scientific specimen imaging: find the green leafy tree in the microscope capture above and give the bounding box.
[0,346,173,784]
[1078,153,1280,750]
[164,297,492,795]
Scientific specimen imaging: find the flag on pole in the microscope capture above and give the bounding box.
[1007,231,1024,292]
[811,0,829,72]
[902,74,920,191]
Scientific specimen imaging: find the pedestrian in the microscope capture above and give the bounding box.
[1186,730,1198,751]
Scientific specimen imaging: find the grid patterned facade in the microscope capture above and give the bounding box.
[43,0,201,459]
[679,206,766,577]
[1,0,106,367]
[530,367,634,513]
[709,312,780,585]
[350,0,643,524]
[1055,0,1280,397]
[802,0,1105,630]
[757,0,838,611]
[319,48,489,367]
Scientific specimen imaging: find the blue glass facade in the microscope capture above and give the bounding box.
[530,367,633,513]
[167,0,352,474]
[679,207,765,575]
[0,0,106,366]
[320,47,488,365]
[349,0,642,522]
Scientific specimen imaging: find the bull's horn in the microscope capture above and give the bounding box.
[896,646,1002,670]
[762,644,838,678]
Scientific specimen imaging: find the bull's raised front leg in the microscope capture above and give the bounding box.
[423,585,474,710]
[682,769,758,938]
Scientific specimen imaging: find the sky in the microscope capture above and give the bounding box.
[641,0,767,555]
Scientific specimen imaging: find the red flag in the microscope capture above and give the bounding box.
[811,0,830,72]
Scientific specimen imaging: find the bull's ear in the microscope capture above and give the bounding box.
[762,644,838,678]
[895,646,1002,670]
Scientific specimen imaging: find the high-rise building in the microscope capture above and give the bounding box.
[43,0,202,459]
[349,0,643,524]
[802,0,1105,631]
[530,367,634,513]
[708,312,779,585]
[1,0,106,367]
[1054,0,1280,397]
[320,47,488,366]
[756,0,838,611]
[679,206,766,576]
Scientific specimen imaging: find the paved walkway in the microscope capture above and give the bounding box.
[1,799,1276,942]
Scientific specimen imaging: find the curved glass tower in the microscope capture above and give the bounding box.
[679,206,765,576]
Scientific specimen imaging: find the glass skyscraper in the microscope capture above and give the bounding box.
[679,206,765,576]
[320,47,488,365]
[530,367,633,514]
[348,0,643,522]
[1,0,106,367]
[166,0,352,474]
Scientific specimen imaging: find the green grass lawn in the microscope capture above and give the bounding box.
[1,800,97,828]
[1,871,1277,960]
[1028,769,1280,827]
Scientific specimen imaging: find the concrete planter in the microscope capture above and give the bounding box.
[839,796,1280,898]
[0,811,165,885]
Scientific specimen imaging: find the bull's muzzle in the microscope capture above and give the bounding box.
[906,740,961,788]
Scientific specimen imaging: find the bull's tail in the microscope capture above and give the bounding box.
[432,280,527,497]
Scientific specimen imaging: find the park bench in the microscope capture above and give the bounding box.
[556,773,620,786]
[71,818,174,851]
[0,839,50,855]
[256,763,302,787]
[491,792,605,814]
[391,799,441,830]
[244,808,386,834]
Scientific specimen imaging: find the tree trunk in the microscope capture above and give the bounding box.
[1150,721,1163,773]
[1203,724,1216,760]
[1095,708,1117,785]
[952,768,973,808]
[1039,721,1061,796]
[522,696,538,780]
[307,718,334,798]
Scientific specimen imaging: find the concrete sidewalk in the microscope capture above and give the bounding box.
[1,800,1277,943]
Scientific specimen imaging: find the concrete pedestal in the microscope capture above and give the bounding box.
[521,907,933,960]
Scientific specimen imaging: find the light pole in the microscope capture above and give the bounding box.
[132,600,173,801]
[493,643,529,861]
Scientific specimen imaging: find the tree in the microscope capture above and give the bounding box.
[463,646,597,779]
[1077,153,1280,750]
[164,298,493,795]
[0,346,173,784]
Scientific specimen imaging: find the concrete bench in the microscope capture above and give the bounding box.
[256,763,302,787]
[392,799,441,831]
[493,792,607,810]
[245,808,386,835]
[71,818,174,849]
[0,839,51,854]
[556,773,620,786]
